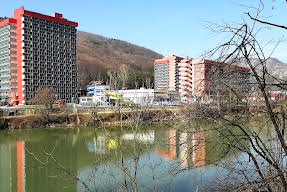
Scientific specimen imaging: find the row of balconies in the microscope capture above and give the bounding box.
[25,46,76,51]
[154,72,168,76]
[154,69,168,73]
[28,36,76,42]
[26,74,76,79]
[29,46,77,51]
[25,93,76,101]
[24,51,76,57]
[24,29,76,37]
[0,32,10,41]
[25,90,77,96]
[24,30,76,37]
[24,63,77,69]
[0,43,10,50]
[154,78,168,82]
[0,38,10,45]
[154,66,168,69]
[23,42,76,49]
[24,68,76,73]
[25,80,77,85]
[23,32,76,38]
[23,38,76,44]
[24,73,76,79]
[24,20,76,30]
[24,46,76,52]
[24,51,76,56]
[24,16,75,27]
[0,26,10,34]
[0,57,10,64]
[23,24,76,33]
[25,87,77,93]
[24,27,76,34]
[24,36,76,43]
[155,85,168,89]
[23,57,76,62]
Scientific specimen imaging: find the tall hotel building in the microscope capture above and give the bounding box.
[154,55,250,101]
[0,7,78,105]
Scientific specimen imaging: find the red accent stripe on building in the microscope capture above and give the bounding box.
[17,141,24,192]
[0,18,17,27]
[154,59,169,64]
[24,10,78,27]
[175,56,184,60]
[14,7,25,104]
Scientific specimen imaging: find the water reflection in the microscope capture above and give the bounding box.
[122,130,155,143]
[155,129,206,169]
[0,125,238,192]
[0,141,25,192]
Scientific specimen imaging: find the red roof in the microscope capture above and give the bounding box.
[0,18,17,27]
[199,59,250,72]
[13,6,78,27]
[24,10,78,27]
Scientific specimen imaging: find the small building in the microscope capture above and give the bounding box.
[118,88,154,106]
[78,96,94,107]
[79,84,110,106]
[93,85,110,106]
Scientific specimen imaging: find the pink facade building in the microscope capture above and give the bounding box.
[154,56,250,101]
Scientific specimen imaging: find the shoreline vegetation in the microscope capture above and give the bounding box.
[0,106,183,129]
[0,103,280,130]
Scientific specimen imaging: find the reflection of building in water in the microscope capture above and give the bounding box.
[155,129,176,160]
[88,136,118,154]
[122,131,155,143]
[0,141,25,192]
[92,136,106,154]
[155,129,206,168]
[179,132,188,168]
[0,143,12,192]
[192,132,206,167]
[17,141,25,192]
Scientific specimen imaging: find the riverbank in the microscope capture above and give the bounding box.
[0,106,184,129]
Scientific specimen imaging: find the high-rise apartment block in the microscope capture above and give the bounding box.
[154,55,183,90]
[0,7,78,105]
[154,55,250,101]
[191,59,250,97]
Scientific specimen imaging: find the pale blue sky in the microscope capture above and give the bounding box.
[2,0,287,61]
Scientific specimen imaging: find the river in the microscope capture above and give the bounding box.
[0,123,246,192]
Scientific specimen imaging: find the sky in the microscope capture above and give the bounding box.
[1,0,287,62]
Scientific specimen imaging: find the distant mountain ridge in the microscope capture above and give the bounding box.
[250,57,287,80]
[77,31,163,85]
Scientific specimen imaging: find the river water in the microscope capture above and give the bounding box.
[0,123,245,192]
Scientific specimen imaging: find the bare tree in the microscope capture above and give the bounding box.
[183,2,287,191]
[32,87,56,109]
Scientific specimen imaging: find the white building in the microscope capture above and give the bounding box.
[79,85,110,106]
[79,96,94,106]
[118,88,154,106]
[93,85,110,106]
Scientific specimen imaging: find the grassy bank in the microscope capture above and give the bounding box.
[0,106,183,129]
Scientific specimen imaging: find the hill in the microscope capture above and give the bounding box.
[249,58,287,80]
[77,31,162,85]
